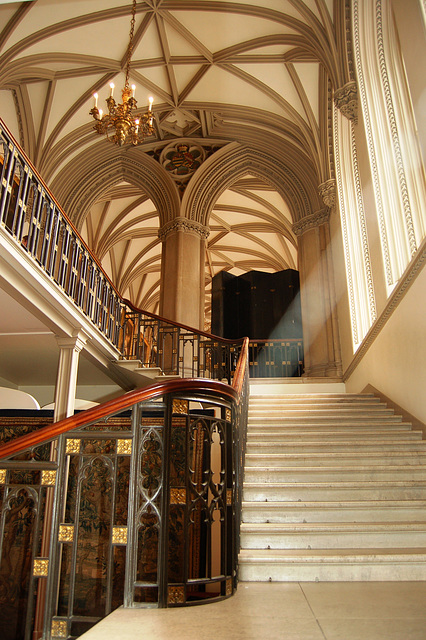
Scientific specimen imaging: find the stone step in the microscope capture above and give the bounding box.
[249,394,377,402]
[247,421,411,431]
[241,500,426,523]
[243,465,426,483]
[238,548,426,581]
[249,405,392,415]
[247,427,417,438]
[243,481,426,502]
[246,440,426,453]
[248,411,402,420]
[247,433,424,445]
[244,451,426,467]
[240,522,426,549]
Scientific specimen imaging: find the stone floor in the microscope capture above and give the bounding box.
[81,581,426,640]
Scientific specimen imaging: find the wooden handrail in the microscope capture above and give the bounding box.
[232,337,249,396]
[0,378,238,461]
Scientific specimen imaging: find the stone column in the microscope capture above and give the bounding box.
[293,196,342,378]
[158,217,209,330]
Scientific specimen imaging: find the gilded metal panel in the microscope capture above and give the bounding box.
[58,524,74,543]
[51,620,67,638]
[225,409,232,422]
[172,399,188,414]
[41,470,56,486]
[0,469,6,484]
[33,558,49,577]
[66,438,80,454]
[112,526,128,545]
[226,489,232,506]
[168,585,185,604]
[170,487,186,504]
[117,439,132,455]
[226,578,233,596]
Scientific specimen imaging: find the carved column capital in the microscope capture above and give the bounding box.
[292,209,330,237]
[334,81,358,123]
[318,179,337,209]
[158,217,210,241]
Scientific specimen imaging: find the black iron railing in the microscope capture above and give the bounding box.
[249,338,304,378]
[119,301,245,382]
[0,344,249,639]
[0,120,122,344]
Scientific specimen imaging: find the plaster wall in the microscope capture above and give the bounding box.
[344,262,426,424]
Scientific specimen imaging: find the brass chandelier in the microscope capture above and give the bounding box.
[89,0,154,146]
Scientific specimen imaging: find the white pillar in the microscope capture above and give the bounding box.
[54,332,88,420]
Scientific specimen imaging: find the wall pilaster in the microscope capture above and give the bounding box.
[293,201,342,378]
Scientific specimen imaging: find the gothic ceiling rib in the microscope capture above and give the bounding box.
[0,0,349,321]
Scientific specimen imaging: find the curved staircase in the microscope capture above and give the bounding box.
[239,386,426,581]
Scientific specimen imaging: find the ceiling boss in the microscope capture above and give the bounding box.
[89,0,154,146]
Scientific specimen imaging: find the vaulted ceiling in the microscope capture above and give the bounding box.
[0,0,351,321]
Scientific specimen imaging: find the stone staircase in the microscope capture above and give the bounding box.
[239,388,426,581]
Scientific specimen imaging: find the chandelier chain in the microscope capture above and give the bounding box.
[125,0,137,88]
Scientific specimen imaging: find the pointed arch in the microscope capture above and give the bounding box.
[181,142,322,228]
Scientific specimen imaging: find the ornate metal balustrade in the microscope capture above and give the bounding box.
[119,302,244,382]
[0,120,122,345]
[0,347,249,640]
[249,338,304,378]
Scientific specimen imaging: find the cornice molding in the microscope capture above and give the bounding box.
[343,237,426,381]
[292,208,330,236]
[158,217,210,241]
[334,81,358,123]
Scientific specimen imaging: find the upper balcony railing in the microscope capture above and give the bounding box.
[0,119,123,345]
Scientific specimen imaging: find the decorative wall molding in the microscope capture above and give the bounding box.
[158,217,210,241]
[159,141,205,181]
[318,179,336,208]
[343,237,426,381]
[292,208,330,236]
[11,89,24,149]
[334,81,358,123]
[345,0,356,81]
[352,0,393,285]
[350,121,377,323]
[334,106,359,345]
[375,0,417,257]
